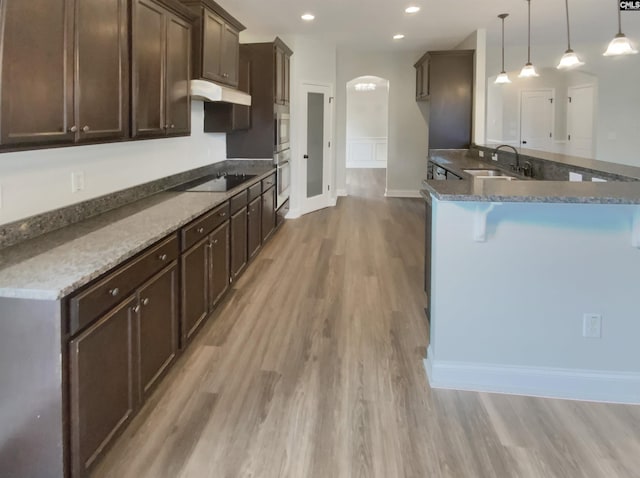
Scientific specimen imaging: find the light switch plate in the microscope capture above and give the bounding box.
[71,172,85,193]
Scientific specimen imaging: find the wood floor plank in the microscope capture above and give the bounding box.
[92,169,640,478]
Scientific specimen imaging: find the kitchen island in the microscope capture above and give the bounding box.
[422,150,640,404]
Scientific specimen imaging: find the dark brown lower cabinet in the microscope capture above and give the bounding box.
[230,207,248,281]
[181,237,209,343]
[138,263,178,399]
[69,296,138,478]
[262,186,276,242]
[209,221,230,308]
[248,196,262,260]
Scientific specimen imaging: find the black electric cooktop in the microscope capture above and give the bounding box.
[175,173,257,192]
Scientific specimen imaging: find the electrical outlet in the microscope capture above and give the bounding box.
[583,313,602,338]
[492,154,498,161]
[478,150,484,158]
[71,172,85,193]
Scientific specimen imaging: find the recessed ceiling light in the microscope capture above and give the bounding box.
[301,13,315,21]
[405,6,420,14]
[393,34,405,40]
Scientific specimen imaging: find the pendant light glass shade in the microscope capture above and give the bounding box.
[519,0,539,78]
[495,14,511,84]
[558,49,584,69]
[557,0,584,69]
[495,72,512,84]
[604,1,638,56]
[519,63,539,78]
[604,33,638,56]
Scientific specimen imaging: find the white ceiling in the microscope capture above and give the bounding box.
[223,0,640,52]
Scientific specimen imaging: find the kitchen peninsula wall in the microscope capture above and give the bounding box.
[0,102,226,226]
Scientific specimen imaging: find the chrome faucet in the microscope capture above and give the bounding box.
[492,144,529,176]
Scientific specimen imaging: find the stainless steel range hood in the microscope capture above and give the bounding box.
[190,79,251,106]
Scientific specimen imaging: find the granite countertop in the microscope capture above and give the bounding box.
[0,168,275,301]
[476,144,640,181]
[424,150,640,204]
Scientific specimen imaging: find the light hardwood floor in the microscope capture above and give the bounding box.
[93,169,640,478]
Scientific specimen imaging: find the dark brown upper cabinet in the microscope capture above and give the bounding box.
[274,39,292,106]
[132,0,193,139]
[0,0,129,149]
[179,0,245,88]
[422,50,474,149]
[225,37,293,158]
[414,52,430,101]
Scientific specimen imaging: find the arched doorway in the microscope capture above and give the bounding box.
[345,75,389,196]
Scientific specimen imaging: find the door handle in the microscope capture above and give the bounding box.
[304,155,309,159]
[522,141,528,144]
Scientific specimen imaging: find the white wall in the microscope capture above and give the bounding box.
[0,101,225,225]
[427,198,640,403]
[336,49,428,197]
[485,42,640,167]
[455,29,486,146]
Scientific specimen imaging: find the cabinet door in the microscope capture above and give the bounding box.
[247,197,262,259]
[181,237,209,344]
[69,296,138,477]
[76,0,129,142]
[0,0,74,146]
[220,25,239,87]
[230,207,248,281]
[133,0,166,138]
[166,13,191,135]
[274,47,284,104]
[283,53,290,105]
[209,221,229,308]
[262,186,276,242]
[202,9,224,82]
[138,263,178,399]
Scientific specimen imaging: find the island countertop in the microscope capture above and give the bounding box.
[423,150,640,204]
[0,168,275,301]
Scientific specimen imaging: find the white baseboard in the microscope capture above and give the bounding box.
[328,197,337,207]
[347,161,387,169]
[384,189,421,198]
[425,346,640,404]
[336,189,348,197]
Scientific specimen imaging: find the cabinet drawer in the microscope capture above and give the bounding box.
[261,173,276,191]
[181,202,229,251]
[69,234,179,335]
[248,182,262,202]
[230,189,248,214]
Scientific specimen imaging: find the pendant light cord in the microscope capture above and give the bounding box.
[617,0,623,35]
[564,0,571,49]
[527,0,532,62]
[502,16,506,71]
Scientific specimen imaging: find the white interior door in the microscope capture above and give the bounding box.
[301,83,332,215]
[567,85,595,159]
[520,89,554,151]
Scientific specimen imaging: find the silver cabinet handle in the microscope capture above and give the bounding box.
[219,212,226,217]
[142,298,150,306]
[213,239,218,244]
[170,124,175,129]
[158,253,168,261]
[109,288,119,297]
[132,305,140,313]
[81,125,90,133]
[197,227,205,234]
[69,125,78,133]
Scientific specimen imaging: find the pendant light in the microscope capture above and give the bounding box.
[519,0,539,78]
[495,14,512,84]
[557,0,584,69]
[603,0,638,56]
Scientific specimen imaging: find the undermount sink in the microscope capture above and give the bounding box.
[463,169,517,180]
[464,169,508,176]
